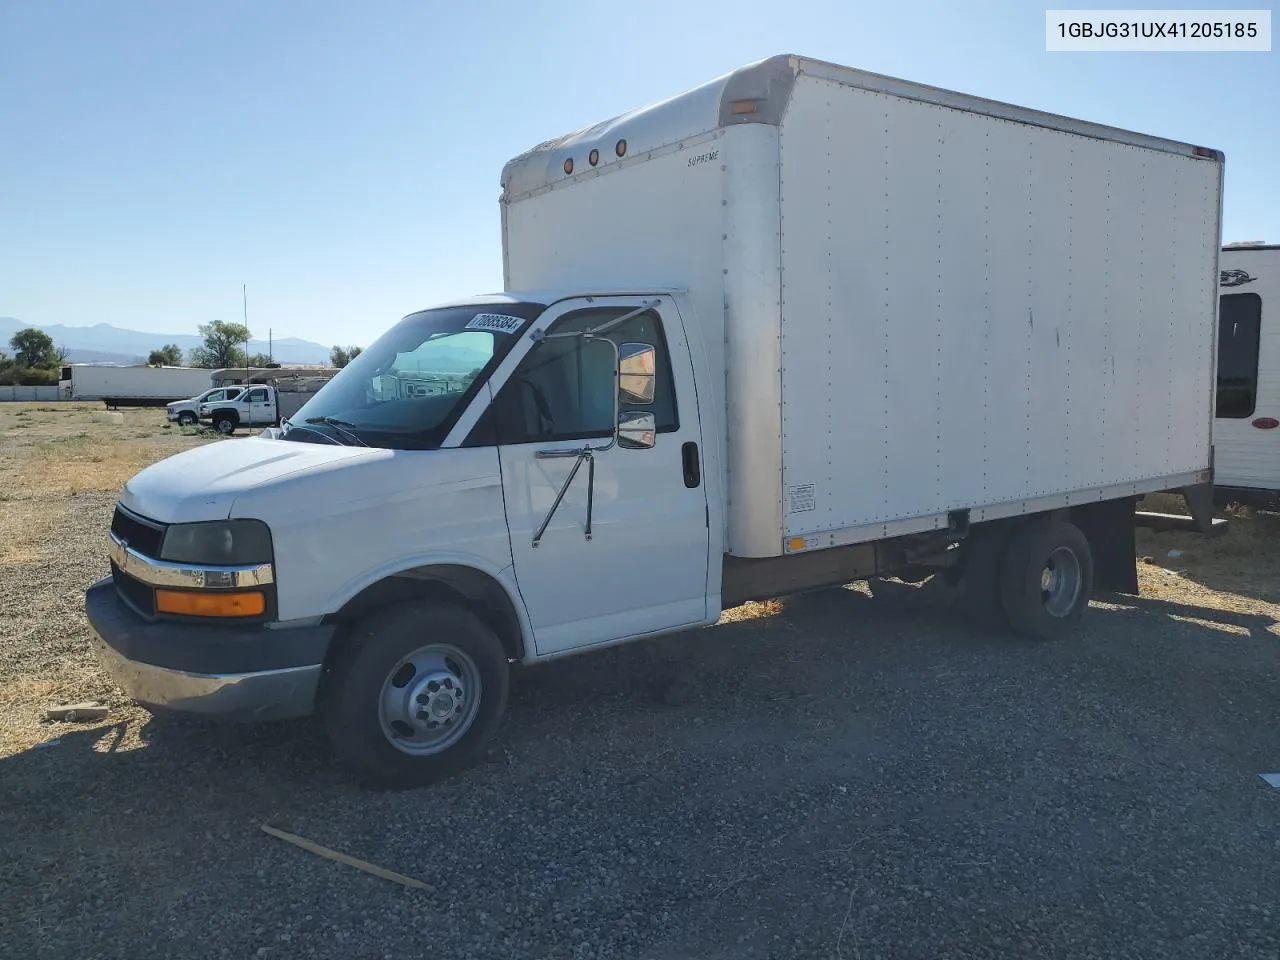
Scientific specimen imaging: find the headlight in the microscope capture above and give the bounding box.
[159,520,273,565]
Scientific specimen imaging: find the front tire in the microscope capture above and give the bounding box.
[213,413,237,435]
[321,601,510,788]
[998,519,1093,640]
[177,411,197,426]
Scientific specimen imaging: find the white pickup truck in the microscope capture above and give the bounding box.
[199,383,324,435]
[166,386,244,426]
[85,54,1223,788]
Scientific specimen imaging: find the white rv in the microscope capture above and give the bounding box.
[1214,243,1279,509]
[84,55,1224,787]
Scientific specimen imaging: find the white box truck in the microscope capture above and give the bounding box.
[1213,242,1279,509]
[60,364,213,407]
[84,55,1223,787]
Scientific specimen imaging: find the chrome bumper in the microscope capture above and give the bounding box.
[84,577,332,722]
[90,630,321,721]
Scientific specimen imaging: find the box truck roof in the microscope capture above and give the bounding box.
[409,288,686,316]
[502,53,1221,202]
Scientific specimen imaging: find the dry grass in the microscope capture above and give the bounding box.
[1136,492,1280,621]
[0,403,215,756]
[0,404,204,498]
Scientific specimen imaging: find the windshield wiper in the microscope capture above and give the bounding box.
[280,419,342,445]
[305,416,369,447]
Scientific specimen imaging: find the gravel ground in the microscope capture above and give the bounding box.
[4,405,1280,959]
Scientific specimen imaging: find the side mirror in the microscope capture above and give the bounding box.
[618,410,656,449]
[618,342,657,404]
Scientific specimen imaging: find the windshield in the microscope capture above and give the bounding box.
[281,301,545,450]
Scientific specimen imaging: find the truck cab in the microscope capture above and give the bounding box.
[87,291,715,786]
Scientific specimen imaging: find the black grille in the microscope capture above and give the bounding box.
[110,506,166,559]
[111,561,156,618]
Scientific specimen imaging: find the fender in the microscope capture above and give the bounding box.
[325,551,535,662]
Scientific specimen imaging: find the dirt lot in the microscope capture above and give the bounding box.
[3,403,1280,959]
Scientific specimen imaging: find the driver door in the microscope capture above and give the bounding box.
[478,296,712,657]
[244,387,272,425]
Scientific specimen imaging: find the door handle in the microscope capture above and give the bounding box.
[681,441,700,488]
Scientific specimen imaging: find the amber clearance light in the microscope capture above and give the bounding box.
[156,589,266,618]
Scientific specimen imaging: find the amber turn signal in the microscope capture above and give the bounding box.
[156,589,266,617]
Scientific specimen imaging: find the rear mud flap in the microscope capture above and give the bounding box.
[1069,497,1139,596]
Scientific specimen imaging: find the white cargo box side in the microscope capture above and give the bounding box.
[775,68,1221,551]
[501,54,1222,560]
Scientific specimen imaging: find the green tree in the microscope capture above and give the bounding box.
[147,344,185,366]
[188,320,252,369]
[9,328,57,368]
[330,345,363,368]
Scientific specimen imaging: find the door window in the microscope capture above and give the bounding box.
[485,308,680,445]
[246,388,268,404]
[1216,293,1262,418]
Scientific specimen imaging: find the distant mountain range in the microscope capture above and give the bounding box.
[0,317,333,365]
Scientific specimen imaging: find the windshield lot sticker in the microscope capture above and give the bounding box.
[465,314,524,334]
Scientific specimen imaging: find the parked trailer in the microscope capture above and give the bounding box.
[85,54,1223,787]
[1213,242,1280,510]
[59,364,213,408]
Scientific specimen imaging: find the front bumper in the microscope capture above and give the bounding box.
[84,577,335,722]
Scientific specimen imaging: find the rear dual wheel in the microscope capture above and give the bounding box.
[962,518,1094,640]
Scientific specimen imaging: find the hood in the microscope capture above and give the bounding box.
[119,437,388,524]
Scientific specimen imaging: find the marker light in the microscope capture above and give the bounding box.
[156,589,266,618]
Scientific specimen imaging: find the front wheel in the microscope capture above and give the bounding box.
[213,413,237,435]
[998,519,1094,640]
[177,411,197,426]
[321,601,510,788]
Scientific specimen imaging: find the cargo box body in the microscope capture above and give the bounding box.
[502,54,1222,559]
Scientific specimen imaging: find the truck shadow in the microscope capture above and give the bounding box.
[2,576,1274,802]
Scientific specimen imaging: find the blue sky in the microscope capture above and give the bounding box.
[1,0,1276,345]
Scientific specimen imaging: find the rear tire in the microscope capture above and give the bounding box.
[321,601,510,789]
[998,519,1093,640]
